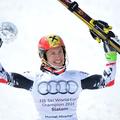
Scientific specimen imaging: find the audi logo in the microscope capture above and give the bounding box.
[37,80,78,95]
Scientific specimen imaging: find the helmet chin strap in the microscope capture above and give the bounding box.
[42,58,65,70]
[48,62,65,70]
[41,58,66,75]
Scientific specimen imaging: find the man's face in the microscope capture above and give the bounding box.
[46,46,65,68]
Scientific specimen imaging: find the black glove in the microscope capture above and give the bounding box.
[90,20,115,40]
[90,20,116,52]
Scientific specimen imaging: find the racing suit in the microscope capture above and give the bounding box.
[0,51,117,120]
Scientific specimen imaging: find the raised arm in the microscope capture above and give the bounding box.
[0,63,11,84]
[81,20,117,90]
[81,43,117,90]
[0,63,33,90]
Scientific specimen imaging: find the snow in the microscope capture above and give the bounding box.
[0,84,38,120]
[0,0,120,120]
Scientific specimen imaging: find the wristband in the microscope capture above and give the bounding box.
[105,51,117,62]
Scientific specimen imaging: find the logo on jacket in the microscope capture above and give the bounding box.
[37,80,78,95]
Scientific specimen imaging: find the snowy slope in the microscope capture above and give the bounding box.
[0,84,39,120]
[0,0,120,120]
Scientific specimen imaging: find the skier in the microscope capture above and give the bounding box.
[31,34,117,120]
[0,21,117,120]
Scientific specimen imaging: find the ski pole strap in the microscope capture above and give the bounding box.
[105,51,117,62]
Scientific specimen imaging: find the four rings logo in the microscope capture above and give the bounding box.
[37,80,78,95]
